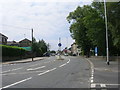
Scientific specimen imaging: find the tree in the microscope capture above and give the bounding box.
[107,2,120,52]
[92,1,120,55]
[32,38,48,56]
[67,6,93,57]
[67,1,120,56]
[82,5,106,55]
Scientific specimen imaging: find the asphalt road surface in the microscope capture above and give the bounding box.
[1,56,119,89]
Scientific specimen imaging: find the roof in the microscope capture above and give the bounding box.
[7,41,19,44]
[0,33,8,39]
[19,38,31,43]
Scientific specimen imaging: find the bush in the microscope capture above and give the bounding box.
[0,45,27,57]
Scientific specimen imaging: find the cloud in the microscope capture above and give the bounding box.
[0,1,91,50]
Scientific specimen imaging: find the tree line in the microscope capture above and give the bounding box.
[67,1,120,56]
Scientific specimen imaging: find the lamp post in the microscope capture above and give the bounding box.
[104,0,109,65]
[31,28,33,61]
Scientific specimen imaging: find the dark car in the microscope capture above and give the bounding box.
[43,52,50,57]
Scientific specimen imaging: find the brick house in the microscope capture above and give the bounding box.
[19,38,31,47]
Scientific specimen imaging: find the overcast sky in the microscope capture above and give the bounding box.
[0,0,92,50]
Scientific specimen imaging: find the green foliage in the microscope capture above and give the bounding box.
[50,50,56,53]
[1,44,26,57]
[67,1,120,56]
[32,38,48,56]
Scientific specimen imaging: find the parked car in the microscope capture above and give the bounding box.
[43,52,50,57]
[64,53,68,56]
[73,53,77,56]
[51,53,56,56]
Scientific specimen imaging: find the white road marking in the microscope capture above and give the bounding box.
[1,77,32,89]
[49,68,56,71]
[59,63,66,67]
[38,68,56,76]
[91,80,93,83]
[27,66,45,71]
[38,70,50,76]
[95,83,120,86]
[91,84,96,88]
[1,70,11,73]
[1,68,22,73]
[67,59,70,63]
[91,77,94,79]
[100,84,106,87]
[11,68,22,71]
[86,58,94,84]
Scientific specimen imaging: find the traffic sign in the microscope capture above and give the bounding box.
[58,43,62,47]
[95,47,98,56]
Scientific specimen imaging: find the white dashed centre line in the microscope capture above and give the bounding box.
[59,63,66,67]
[38,68,56,76]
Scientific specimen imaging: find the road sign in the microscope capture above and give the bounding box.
[58,43,62,47]
[95,47,98,56]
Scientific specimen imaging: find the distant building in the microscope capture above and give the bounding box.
[7,41,19,46]
[71,43,78,56]
[19,38,32,47]
[0,33,8,45]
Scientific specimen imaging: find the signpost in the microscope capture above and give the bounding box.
[95,47,98,56]
[57,38,63,60]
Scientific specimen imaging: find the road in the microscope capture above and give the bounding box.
[1,56,119,89]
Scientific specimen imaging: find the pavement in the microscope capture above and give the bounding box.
[88,56,119,73]
[86,56,120,89]
[1,57,44,65]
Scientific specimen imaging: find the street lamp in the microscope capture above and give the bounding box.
[104,0,109,65]
[31,28,33,61]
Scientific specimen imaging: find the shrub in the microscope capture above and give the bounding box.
[0,45,27,57]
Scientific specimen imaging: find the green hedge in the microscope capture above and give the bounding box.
[0,45,27,57]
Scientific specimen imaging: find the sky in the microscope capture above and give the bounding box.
[0,0,92,50]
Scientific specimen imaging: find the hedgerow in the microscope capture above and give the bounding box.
[0,44,26,57]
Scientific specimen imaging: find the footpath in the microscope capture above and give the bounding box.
[1,57,44,65]
[88,56,119,72]
[87,56,120,88]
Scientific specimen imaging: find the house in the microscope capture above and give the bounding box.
[19,38,32,47]
[0,33,8,45]
[71,43,78,56]
[7,41,19,46]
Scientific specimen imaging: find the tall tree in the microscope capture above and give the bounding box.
[67,6,92,56]
[67,1,120,56]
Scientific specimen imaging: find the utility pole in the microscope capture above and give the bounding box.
[31,28,33,61]
[104,0,109,65]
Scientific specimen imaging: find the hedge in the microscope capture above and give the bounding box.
[0,44,27,57]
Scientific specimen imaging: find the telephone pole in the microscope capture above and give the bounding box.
[32,28,34,61]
